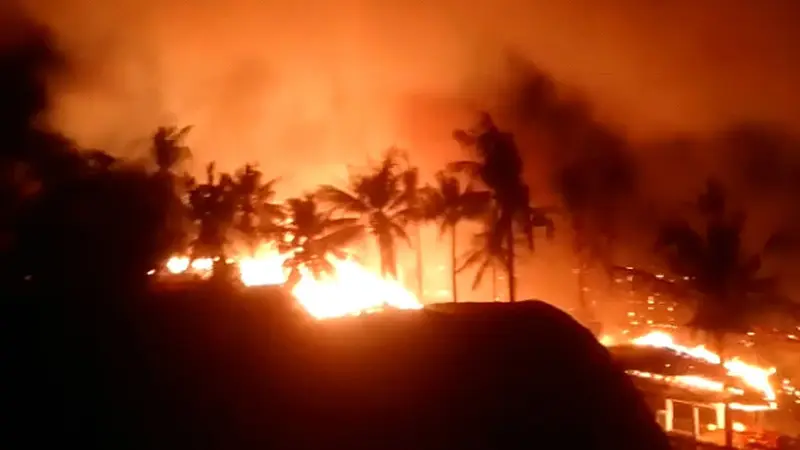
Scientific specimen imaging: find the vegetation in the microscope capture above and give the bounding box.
[421,171,491,302]
[317,149,417,279]
[614,180,795,448]
[277,194,363,288]
[6,28,797,449]
[450,114,555,302]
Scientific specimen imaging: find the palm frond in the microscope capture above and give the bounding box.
[316,224,364,250]
[317,184,370,214]
[470,258,492,291]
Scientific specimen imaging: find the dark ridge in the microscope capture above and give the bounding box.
[5,287,669,450]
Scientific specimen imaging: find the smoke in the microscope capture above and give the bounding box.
[5,0,800,303]
[9,0,800,183]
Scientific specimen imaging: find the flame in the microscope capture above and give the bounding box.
[165,256,190,274]
[606,331,778,411]
[630,331,777,403]
[163,247,422,319]
[707,422,747,433]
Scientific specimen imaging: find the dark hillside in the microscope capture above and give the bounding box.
[4,287,668,450]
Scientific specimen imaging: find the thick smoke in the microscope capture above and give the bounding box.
[4,0,800,304]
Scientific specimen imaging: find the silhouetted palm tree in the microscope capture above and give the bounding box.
[451,114,553,302]
[557,158,624,332]
[149,126,193,256]
[317,149,415,279]
[277,194,363,289]
[151,126,192,176]
[186,163,237,260]
[422,171,492,302]
[232,163,282,254]
[615,180,790,448]
[397,159,427,299]
[457,210,537,301]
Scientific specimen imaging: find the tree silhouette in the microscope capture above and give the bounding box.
[457,210,537,300]
[396,158,427,300]
[317,149,415,279]
[558,159,623,331]
[15,159,173,291]
[422,170,492,302]
[232,163,282,254]
[151,126,192,176]
[277,194,363,289]
[615,179,791,448]
[186,163,237,260]
[451,114,553,302]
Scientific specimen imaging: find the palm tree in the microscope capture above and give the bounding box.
[186,162,237,260]
[150,126,193,256]
[557,161,614,331]
[451,113,552,302]
[422,171,492,302]
[615,180,790,449]
[277,194,364,289]
[232,163,282,254]
[151,125,192,176]
[395,158,429,300]
[457,207,545,301]
[317,149,415,279]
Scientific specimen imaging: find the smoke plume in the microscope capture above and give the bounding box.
[4,0,800,304]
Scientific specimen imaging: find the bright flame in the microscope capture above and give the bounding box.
[166,256,190,274]
[707,422,747,433]
[605,331,780,412]
[630,331,777,403]
[239,250,287,287]
[164,246,422,319]
[290,259,421,319]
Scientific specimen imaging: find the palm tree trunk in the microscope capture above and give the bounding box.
[451,227,457,303]
[506,224,516,303]
[491,266,497,301]
[415,226,424,301]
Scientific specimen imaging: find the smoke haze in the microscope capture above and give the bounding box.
[5,0,800,305]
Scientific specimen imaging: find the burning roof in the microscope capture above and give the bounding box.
[605,332,780,411]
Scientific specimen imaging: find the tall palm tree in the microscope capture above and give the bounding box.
[150,125,193,255]
[186,162,237,260]
[151,125,192,176]
[422,171,492,302]
[451,113,552,302]
[557,160,621,332]
[457,207,546,301]
[317,149,415,279]
[615,180,791,449]
[397,159,426,300]
[277,194,364,289]
[233,163,282,254]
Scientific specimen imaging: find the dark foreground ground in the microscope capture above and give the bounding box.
[3,283,670,450]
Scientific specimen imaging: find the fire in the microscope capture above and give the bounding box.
[631,331,777,403]
[606,331,778,411]
[165,256,190,274]
[163,249,422,319]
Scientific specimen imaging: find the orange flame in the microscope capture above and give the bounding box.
[605,331,778,411]
[164,247,422,319]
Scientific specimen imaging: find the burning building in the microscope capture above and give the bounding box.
[606,331,799,448]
